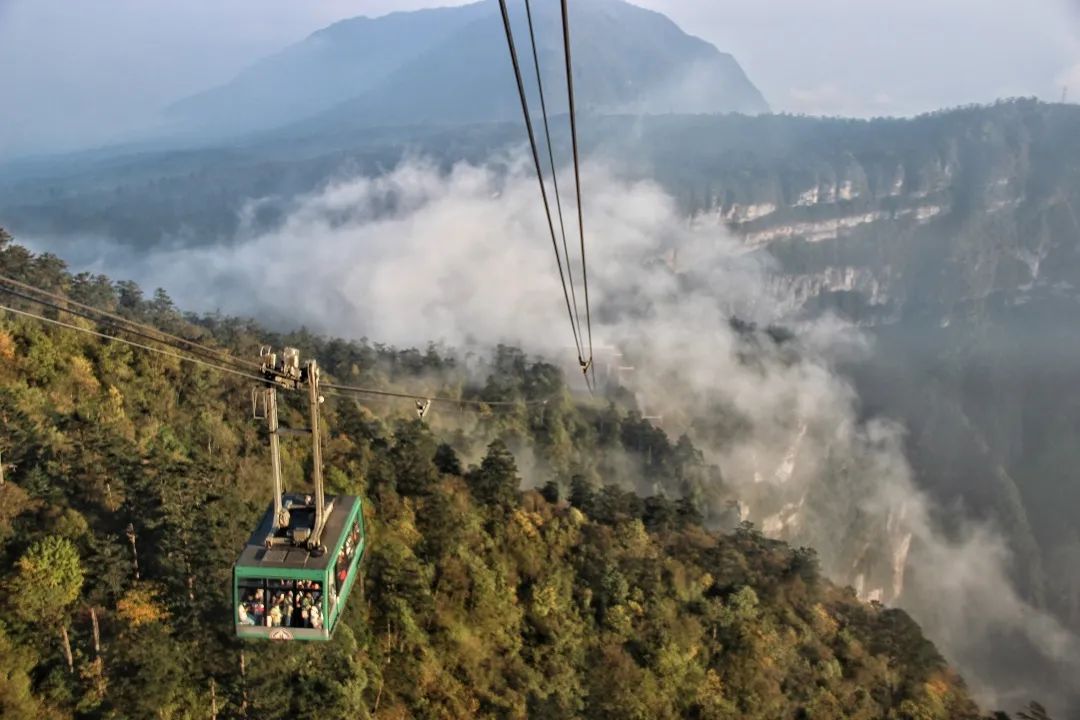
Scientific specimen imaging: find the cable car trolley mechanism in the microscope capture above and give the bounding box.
[232,347,366,641]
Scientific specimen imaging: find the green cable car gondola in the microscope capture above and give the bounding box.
[233,348,367,641]
[234,492,365,641]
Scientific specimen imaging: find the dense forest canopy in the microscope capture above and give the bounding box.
[0,232,1033,718]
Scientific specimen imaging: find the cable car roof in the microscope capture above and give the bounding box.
[236,494,360,573]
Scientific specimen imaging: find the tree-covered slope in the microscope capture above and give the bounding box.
[0,235,998,718]
[3,99,1074,262]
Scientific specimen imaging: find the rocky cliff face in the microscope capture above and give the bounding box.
[628,101,1080,325]
[618,104,1080,691]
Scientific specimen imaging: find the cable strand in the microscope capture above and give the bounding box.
[0,302,267,383]
[523,0,584,344]
[0,283,261,375]
[560,0,595,385]
[0,300,553,411]
[497,0,585,365]
[323,383,549,407]
[0,272,260,370]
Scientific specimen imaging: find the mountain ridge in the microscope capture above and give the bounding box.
[165,0,768,142]
[165,2,493,138]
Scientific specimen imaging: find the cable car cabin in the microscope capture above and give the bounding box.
[233,493,366,641]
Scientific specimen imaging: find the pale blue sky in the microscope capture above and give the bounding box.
[0,0,1077,156]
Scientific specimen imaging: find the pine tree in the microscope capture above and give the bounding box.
[390,420,439,496]
[468,440,520,508]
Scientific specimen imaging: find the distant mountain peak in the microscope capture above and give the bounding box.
[165,0,767,141]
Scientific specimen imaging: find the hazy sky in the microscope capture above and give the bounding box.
[0,0,1077,156]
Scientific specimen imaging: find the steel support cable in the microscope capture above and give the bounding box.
[8,275,597,399]
[523,0,583,344]
[0,272,262,371]
[0,283,264,377]
[560,0,595,384]
[0,283,319,390]
[322,384,549,408]
[497,0,585,365]
[0,302,268,383]
[0,301,554,412]
[0,281,323,389]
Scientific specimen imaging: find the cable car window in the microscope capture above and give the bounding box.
[334,517,363,594]
[237,579,266,626]
[266,580,294,628]
[291,580,324,629]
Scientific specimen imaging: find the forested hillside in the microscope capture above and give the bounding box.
[0,233,1005,718]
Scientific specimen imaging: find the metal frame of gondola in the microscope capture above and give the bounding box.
[254,347,334,554]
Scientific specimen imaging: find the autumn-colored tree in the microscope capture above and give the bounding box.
[116,584,171,628]
[10,535,84,673]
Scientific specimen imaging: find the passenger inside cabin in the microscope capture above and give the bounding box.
[252,589,265,626]
[292,593,304,627]
[238,584,268,626]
